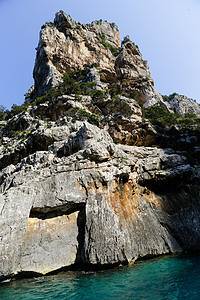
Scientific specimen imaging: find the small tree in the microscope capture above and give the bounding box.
[0,105,6,120]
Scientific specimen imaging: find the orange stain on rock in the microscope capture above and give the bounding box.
[107,180,141,224]
[142,187,161,208]
[78,175,161,225]
[25,214,77,240]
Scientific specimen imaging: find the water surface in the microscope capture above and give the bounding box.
[1,254,200,299]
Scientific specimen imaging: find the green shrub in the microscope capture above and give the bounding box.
[32,87,61,106]
[6,100,30,119]
[123,90,139,101]
[99,97,132,116]
[113,98,132,115]
[11,104,24,115]
[70,107,102,125]
[100,34,120,57]
[10,130,22,137]
[59,70,96,96]
[168,93,178,100]
[32,69,96,107]
[107,87,121,98]
[32,68,108,108]
[90,89,106,99]
[143,104,200,128]
[162,93,178,102]
[143,104,179,127]
[0,105,7,121]
[177,113,200,127]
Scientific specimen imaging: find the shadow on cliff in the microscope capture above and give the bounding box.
[143,178,200,252]
[75,207,86,264]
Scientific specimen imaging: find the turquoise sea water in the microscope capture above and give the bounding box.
[1,254,200,299]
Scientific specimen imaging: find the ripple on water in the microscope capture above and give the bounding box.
[1,254,200,300]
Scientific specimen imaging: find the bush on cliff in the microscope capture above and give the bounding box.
[5,101,30,120]
[0,105,7,121]
[143,104,200,128]
[100,34,119,57]
[70,107,102,125]
[143,104,178,127]
[32,88,62,106]
[162,93,178,102]
[32,69,99,106]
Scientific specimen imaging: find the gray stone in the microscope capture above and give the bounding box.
[32,10,163,109]
[0,116,200,279]
[1,10,200,281]
[54,11,77,29]
[166,93,200,117]
[19,212,79,274]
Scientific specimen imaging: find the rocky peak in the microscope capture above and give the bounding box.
[54,11,77,29]
[121,35,140,56]
[89,19,120,48]
[165,93,200,117]
[1,10,200,281]
[32,11,165,108]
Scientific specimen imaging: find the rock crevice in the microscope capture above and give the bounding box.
[1,11,200,281]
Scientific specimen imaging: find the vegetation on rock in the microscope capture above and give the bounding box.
[143,104,200,128]
[2,11,200,281]
[100,33,120,57]
[70,107,102,125]
[0,101,30,121]
[32,69,106,106]
[162,93,178,102]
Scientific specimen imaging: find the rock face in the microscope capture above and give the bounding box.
[1,11,200,281]
[0,99,200,280]
[32,11,164,107]
[165,93,200,117]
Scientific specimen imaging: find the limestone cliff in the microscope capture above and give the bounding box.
[164,93,200,117]
[32,11,164,107]
[1,11,200,281]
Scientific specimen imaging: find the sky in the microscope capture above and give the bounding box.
[0,0,200,109]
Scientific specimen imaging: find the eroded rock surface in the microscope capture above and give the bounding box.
[0,114,200,279]
[1,11,200,281]
[166,93,200,117]
[32,11,165,108]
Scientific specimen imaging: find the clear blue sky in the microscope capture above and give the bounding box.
[0,0,200,109]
